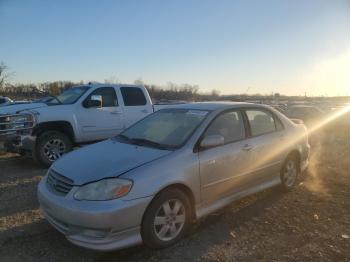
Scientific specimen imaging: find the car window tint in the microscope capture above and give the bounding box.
[88,87,117,107]
[121,87,147,106]
[0,98,6,104]
[204,111,245,144]
[246,109,276,136]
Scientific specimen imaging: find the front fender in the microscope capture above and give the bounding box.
[120,149,201,205]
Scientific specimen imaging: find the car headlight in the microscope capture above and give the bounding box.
[74,178,133,201]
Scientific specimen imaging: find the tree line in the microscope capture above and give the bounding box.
[0,79,224,102]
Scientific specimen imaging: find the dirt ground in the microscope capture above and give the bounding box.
[0,130,349,262]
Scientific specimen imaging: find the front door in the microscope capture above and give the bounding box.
[198,110,251,205]
[77,86,124,141]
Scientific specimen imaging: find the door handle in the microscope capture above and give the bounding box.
[110,110,121,115]
[242,144,254,151]
[141,109,149,114]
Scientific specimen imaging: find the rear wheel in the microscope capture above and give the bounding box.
[280,155,299,191]
[141,188,192,249]
[35,131,72,167]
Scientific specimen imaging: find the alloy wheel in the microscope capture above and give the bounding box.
[43,138,66,162]
[153,199,186,242]
[283,160,297,187]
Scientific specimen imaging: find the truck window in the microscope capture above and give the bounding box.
[121,87,147,106]
[87,87,118,107]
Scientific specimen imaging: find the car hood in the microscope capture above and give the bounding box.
[0,102,47,115]
[51,139,172,185]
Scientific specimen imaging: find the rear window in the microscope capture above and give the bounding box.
[121,87,147,106]
[245,109,276,136]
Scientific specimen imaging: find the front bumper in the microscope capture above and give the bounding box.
[2,135,36,154]
[37,176,153,251]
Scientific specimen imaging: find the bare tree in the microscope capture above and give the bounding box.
[0,62,10,90]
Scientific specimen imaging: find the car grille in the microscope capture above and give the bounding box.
[46,169,74,196]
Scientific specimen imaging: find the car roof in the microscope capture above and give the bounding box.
[167,101,269,111]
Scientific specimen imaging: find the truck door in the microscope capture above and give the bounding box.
[77,86,124,141]
[119,86,153,128]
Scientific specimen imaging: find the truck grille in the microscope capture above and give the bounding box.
[46,169,74,196]
[0,113,35,137]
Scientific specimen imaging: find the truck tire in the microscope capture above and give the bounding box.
[35,131,72,167]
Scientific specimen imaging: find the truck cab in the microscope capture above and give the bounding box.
[0,84,154,166]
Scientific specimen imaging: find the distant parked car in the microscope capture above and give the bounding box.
[284,105,324,126]
[38,102,310,251]
[0,96,12,106]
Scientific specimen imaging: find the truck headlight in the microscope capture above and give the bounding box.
[74,178,133,201]
[9,114,35,129]
[11,114,33,122]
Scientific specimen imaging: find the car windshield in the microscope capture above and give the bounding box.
[46,86,91,105]
[116,108,209,150]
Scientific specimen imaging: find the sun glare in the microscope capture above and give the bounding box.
[300,47,350,96]
[247,104,350,175]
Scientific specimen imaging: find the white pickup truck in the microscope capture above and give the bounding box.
[0,83,172,166]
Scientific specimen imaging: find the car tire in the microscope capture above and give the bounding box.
[141,188,192,249]
[35,131,72,167]
[280,154,299,191]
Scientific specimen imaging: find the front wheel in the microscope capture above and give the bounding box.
[280,155,299,191]
[34,131,72,167]
[141,188,192,249]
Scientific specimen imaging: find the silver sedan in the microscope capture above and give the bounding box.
[37,102,310,251]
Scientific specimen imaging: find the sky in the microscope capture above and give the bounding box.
[1,0,350,96]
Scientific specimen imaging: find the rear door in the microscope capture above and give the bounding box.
[241,108,286,186]
[198,110,252,205]
[119,86,153,128]
[76,86,124,141]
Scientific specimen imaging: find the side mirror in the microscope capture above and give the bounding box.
[84,95,102,108]
[200,135,225,149]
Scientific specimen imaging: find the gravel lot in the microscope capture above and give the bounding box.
[0,129,349,261]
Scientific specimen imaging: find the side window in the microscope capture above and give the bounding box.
[121,87,147,106]
[0,98,6,104]
[87,87,117,107]
[204,111,245,144]
[245,109,276,136]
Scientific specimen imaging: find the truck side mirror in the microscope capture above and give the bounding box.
[84,95,102,108]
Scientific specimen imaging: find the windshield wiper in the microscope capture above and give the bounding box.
[116,135,174,150]
[130,138,169,149]
[116,134,131,142]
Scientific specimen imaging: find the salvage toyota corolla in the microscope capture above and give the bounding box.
[38,102,310,251]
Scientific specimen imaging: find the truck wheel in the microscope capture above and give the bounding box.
[35,131,72,167]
